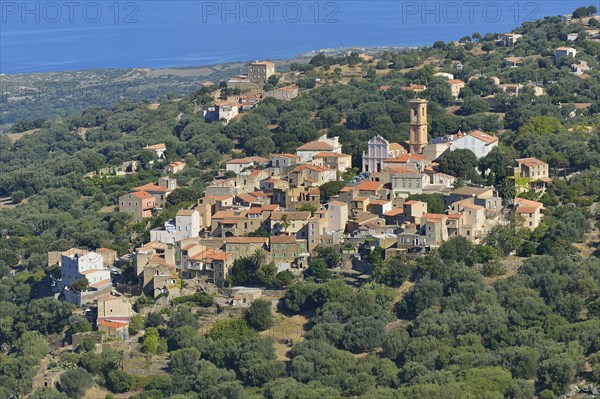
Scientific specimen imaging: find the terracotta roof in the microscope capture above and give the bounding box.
[226,237,269,244]
[514,197,544,209]
[340,186,357,193]
[236,193,259,203]
[176,209,196,216]
[456,201,484,210]
[328,201,347,207]
[89,279,112,289]
[385,154,426,163]
[386,165,419,174]
[516,206,539,214]
[143,143,166,150]
[467,130,498,144]
[80,269,108,275]
[251,61,275,66]
[358,181,383,191]
[270,235,298,244]
[226,156,269,165]
[137,241,168,251]
[149,255,176,268]
[131,190,152,200]
[296,141,335,151]
[274,153,299,158]
[370,199,390,205]
[451,186,493,197]
[314,152,351,158]
[98,320,129,328]
[423,213,446,219]
[262,204,280,211]
[293,164,330,173]
[62,248,89,256]
[272,211,311,221]
[515,157,547,167]
[404,200,422,205]
[447,79,465,84]
[383,208,404,216]
[556,47,576,51]
[353,212,380,224]
[133,183,168,193]
[204,195,233,201]
[189,250,228,261]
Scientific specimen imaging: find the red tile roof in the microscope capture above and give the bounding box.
[98,320,129,328]
[383,208,404,216]
[270,235,298,244]
[358,181,383,191]
[131,190,152,200]
[133,183,168,193]
[467,130,498,144]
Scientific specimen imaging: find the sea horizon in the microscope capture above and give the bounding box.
[0,1,584,74]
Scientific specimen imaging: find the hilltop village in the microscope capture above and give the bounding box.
[2,7,600,399]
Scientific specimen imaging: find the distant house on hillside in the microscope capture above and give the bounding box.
[446,79,465,98]
[143,143,167,160]
[431,130,498,159]
[296,134,342,162]
[555,47,577,65]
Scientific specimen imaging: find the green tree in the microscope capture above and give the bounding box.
[244,299,274,331]
[128,315,144,334]
[70,278,89,292]
[106,370,133,393]
[438,149,479,181]
[59,368,93,398]
[142,327,160,354]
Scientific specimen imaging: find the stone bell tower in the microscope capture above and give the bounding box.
[408,98,428,154]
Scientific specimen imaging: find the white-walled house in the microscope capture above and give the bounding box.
[296,134,342,162]
[225,157,269,174]
[432,130,498,159]
[150,209,201,244]
[449,130,498,158]
[325,201,349,233]
[60,249,111,305]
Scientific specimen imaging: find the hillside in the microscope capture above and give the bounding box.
[0,8,600,399]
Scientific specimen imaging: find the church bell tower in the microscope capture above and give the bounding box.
[408,98,428,154]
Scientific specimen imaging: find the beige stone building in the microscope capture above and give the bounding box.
[514,197,545,230]
[248,61,275,84]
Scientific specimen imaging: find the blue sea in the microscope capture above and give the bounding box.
[0,0,587,74]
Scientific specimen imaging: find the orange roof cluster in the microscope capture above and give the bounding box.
[447,79,465,84]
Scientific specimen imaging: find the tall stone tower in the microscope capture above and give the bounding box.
[408,98,428,154]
